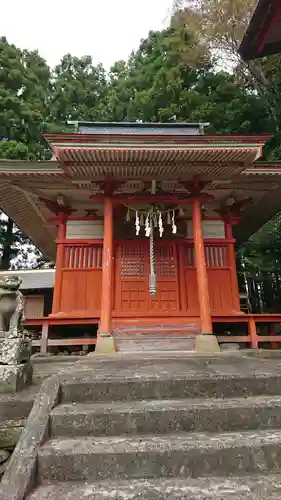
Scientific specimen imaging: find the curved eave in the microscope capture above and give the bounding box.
[0,160,64,176]
[234,185,281,243]
[239,0,281,60]
[243,165,281,176]
[0,182,56,259]
[54,146,264,180]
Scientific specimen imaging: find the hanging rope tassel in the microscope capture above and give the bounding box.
[149,216,157,296]
[145,214,151,237]
[158,211,163,238]
[135,211,140,236]
[172,210,177,234]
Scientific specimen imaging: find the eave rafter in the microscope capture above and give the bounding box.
[0,181,56,259]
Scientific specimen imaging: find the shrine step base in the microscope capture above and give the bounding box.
[26,476,281,499]
[113,324,199,352]
[114,333,196,351]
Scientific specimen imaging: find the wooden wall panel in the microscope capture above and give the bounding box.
[24,295,44,318]
[184,270,200,314]
[60,270,102,315]
[184,269,234,314]
[149,281,179,312]
[208,269,235,313]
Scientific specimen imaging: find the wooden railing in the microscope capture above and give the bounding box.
[25,317,97,354]
[214,314,281,349]
[25,313,281,354]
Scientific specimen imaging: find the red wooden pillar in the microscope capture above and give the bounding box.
[52,213,66,314]
[192,199,212,333]
[249,317,259,349]
[99,197,114,335]
[40,320,49,354]
[225,221,241,312]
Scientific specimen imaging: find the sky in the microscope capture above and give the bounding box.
[0,0,173,69]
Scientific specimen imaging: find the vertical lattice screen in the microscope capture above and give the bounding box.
[156,246,176,277]
[205,246,227,268]
[64,245,103,269]
[185,246,227,268]
[120,245,145,278]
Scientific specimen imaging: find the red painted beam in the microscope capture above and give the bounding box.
[89,194,214,205]
[32,338,97,347]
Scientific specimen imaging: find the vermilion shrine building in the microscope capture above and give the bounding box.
[1,122,281,352]
[239,0,281,60]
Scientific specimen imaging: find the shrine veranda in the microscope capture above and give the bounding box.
[2,122,281,351]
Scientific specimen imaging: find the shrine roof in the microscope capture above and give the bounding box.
[239,0,281,60]
[44,132,271,145]
[43,132,271,172]
[0,129,279,257]
[69,121,209,136]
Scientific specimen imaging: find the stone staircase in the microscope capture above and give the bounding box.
[21,354,281,498]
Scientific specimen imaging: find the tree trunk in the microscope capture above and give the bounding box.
[0,218,14,270]
[244,59,280,132]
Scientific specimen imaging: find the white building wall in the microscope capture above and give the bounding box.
[186,220,225,239]
[66,220,104,239]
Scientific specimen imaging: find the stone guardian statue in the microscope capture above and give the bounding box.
[0,276,32,392]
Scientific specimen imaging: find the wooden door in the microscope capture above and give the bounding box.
[116,241,179,314]
[149,243,179,312]
[116,243,148,312]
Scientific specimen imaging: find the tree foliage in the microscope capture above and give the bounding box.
[50,54,108,123]
[104,28,270,135]
[172,1,281,133]
[0,37,51,269]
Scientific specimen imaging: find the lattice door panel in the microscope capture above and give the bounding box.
[117,244,148,312]
[150,244,179,311]
[120,245,146,278]
[155,245,176,278]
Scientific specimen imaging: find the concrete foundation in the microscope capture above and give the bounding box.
[95,334,116,355]
[195,334,220,353]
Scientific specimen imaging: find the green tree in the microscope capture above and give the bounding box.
[0,37,52,159]
[50,54,108,123]
[0,37,51,268]
[105,28,269,135]
[172,1,281,132]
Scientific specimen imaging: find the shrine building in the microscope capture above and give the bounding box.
[239,0,281,60]
[1,122,281,353]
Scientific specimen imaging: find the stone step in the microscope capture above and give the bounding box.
[37,429,281,482]
[60,369,281,403]
[114,332,197,352]
[27,476,281,499]
[50,395,281,437]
